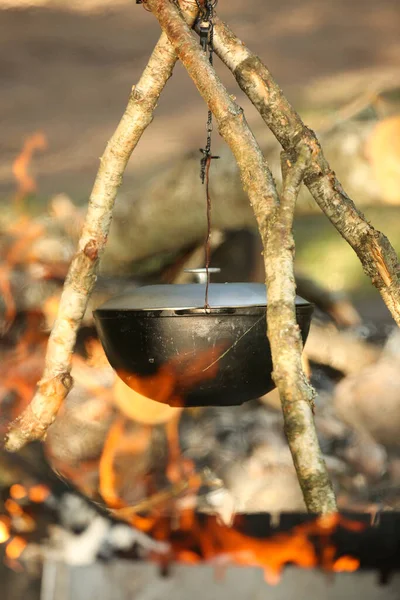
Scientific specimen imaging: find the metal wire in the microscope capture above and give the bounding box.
[198,0,218,183]
[195,0,220,307]
[136,0,219,307]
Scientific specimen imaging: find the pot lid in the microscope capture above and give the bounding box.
[96,283,311,311]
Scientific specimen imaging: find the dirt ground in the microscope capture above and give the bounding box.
[1,0,400,199]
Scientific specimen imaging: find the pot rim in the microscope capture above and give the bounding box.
[93,283,312,313]
[94,304,314,318]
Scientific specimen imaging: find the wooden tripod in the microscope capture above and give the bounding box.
[6,0,400,514]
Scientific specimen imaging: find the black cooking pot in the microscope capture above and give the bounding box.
[94,277,313,408]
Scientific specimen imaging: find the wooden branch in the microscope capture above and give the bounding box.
[252,257,362,328]
[266,146,337,513]
[146,0,279,225]
[210,17,400,327]
[4,0,199,452]
[146,0,336,513]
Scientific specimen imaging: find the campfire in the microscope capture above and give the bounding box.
[1,135,400,594]
[2,1,400,598]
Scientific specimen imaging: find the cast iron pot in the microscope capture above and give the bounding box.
[94,281,313,408]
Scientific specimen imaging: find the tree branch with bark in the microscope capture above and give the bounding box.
[4,0,199,452]
[265,145,336,512]
[145,0,336,513]
[6,0,399,516]
[209,16,400,325]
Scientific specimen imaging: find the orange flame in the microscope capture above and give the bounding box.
[5,536,27,560]
[98,418,159,533]
[12,132,47,204]
[203,514,364,584]
[147,512,364,585]
[4,499,23,517]
[0,521,10,544]
[117,342,227,408]
[4,497,36,533]
[197,517,317,585]
[8,483,49,505]
[98,414,201,536]
[9,485,27,501]
[28,484,50,503]
[99,418,127,509]
[0,321,47,429]
[99,418,153,510]
[333,555,360,572]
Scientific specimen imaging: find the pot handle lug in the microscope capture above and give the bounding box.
[184,267,221,284]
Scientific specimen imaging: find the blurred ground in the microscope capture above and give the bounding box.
[1,0,400,199]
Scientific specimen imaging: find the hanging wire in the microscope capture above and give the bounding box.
[196,0,219,183]
[137,0,219,308]
[195,0,219,308]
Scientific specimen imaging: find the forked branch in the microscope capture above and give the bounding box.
[146,0,336,513]
[211,16,400,326]
[146,0,279,239]
[265,145,337,512]
[4,0,199,452]
[6,0,338,514]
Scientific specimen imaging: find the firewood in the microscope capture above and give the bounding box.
[210,15,400,327]
[334,358,400,449]
[305,323,381,375]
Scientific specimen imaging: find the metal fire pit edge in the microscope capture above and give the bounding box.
[40,512,400,600]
